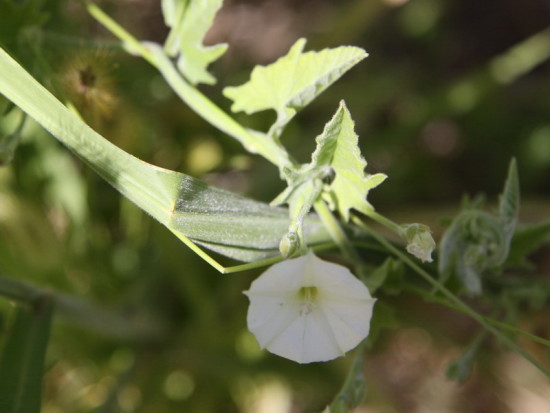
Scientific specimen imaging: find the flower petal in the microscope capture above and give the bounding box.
[267,307,343,363]
[245,293,300,348]
[319,296,375,353]
[244,252,376,363]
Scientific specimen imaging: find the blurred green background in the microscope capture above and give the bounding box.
[1,0,549,412]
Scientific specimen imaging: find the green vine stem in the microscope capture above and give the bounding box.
[365,210,402,235]
[405,284,550,348]
[352,216,550,378]
[314,199,360,265]
[85,1,293,170]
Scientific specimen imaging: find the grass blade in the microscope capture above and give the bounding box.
[0,296,54,413]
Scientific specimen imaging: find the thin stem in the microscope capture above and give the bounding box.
[222,242,338,274]
[406,285,550,348]
[85,2,156,65]
[366,210,402,234]
[314,200,361,264]
[353,216,550,377]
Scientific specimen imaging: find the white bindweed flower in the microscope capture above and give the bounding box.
[244,252,376,364]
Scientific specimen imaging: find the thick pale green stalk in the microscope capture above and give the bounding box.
[0,47,179,225]
[0,47,332,264]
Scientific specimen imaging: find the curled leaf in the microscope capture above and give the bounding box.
[438,159,520,294]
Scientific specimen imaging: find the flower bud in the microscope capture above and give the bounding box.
[401,223,436,263]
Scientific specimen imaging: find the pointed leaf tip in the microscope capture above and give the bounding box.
[499,158,519,227]
[314,102,386,220]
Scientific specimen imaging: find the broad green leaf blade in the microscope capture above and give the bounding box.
[315,101,386,221]
[0,47,330,263]
[223,39,367,136]
[162,0,227,85]
[0,298,54,413]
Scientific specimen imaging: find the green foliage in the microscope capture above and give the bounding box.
[0,102,25,165]
[438,159,520,295]
[365,257,404,294]
[507,219,550,268]
[0,0,48,48]
[0,297,53,413]
[0,47,331,264]
[272,101,386,252]
[446,332,486,383]
[223,39,367,138]
[313,102,386,221]
[162,0,227,85]
[0,1,549,412]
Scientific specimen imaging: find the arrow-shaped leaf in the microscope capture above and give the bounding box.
[223,39,367,137]
[315,101,386,221]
